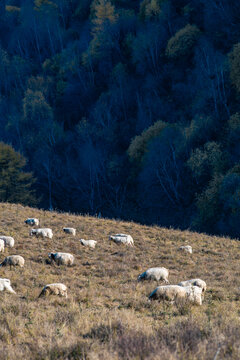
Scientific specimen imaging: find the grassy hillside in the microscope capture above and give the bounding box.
[0,202,239,359]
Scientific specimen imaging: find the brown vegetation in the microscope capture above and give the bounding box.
[0,202,239,359]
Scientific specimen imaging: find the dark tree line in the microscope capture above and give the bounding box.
[1,0,240,237]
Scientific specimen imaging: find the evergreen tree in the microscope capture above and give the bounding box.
[0,142,37,205]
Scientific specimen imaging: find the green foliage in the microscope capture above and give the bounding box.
[22,89,63,152]
[195,171,240,235]
[82,32,108,63]
[6,5,20,12]
[229,43,240,93]
[193,175,223,231]
[82,0,117,65]
[229,164,240,176]
[34,0,57,12]
[139,0,149,20]
[91,0,117,34]
[1,0,240,235]
[27,76,53,100]
[23,89,53,123]
[187,142,226,181]
[227,113,240,143]
[185,116,216,147]
[128,121,167,163]
[42,55,62,76]
[228,112,240,130]
[139,0,167,20]
[0,142,37,205]
[165,24,200,60]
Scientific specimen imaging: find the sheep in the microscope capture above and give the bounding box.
[148,285,203,305]
[179,245,192,254]
[25,218,40,226]
[80,239,97,249]
[0,236,14,248]
[109,234,134,246]
[30,228,53,239]
[0,278,16,294]
[39,283,68,298]
[48,252,74,266]
[184,285,203,305]
[138,267,169,283]
[178,279,207,294]
[0,239,4,253]
[0,255,25,268]
[63,227,76,236]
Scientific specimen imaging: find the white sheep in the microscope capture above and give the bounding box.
[25,218,40,226]
[178,279,207,293]
[30,228,53,239]
[80,239,97,248]
[63,227,76,236]
[0,236,14,248]
[0,278,16,294]
[184,285,203,305]
[148,284,203,305]
[39,283,67,298]
[109,234,134,246]
[48,252,74,266]
[138,267,169,283]
[0,255,25,268]
[0,239,4,252]
[179,245,192,254]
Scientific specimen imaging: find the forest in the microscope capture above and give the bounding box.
[1,0,240,237]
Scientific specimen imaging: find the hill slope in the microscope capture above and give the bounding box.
[0,202,239,359]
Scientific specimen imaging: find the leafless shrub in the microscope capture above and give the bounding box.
[157,318,209,353]
[83,322,124,343]
[35,342,89,360]
[114,329,157,360]
[174,297,192,316]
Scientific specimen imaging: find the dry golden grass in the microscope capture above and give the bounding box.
[0,202,240,359]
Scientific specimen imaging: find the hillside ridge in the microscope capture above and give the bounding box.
[0,202,239,359]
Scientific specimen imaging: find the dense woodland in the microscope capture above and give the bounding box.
[1,0,240,237]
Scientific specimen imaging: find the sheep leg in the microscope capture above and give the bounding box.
[5,284,16,294]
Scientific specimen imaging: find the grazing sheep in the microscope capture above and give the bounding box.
[178,279,207,293]
[0,255,25,268]
[0,239,4,253]
[39,283,67,298]
[149,285,203,305]
[63,227,76,236]
[80,239,97,249]
[48,252,74,266]
[184,285,203,305]
[25,218,40,226]
[138,267,169,283]
[30,228,53,239]
[0,278,16,294]
[109,234,134,246]
[0,236,14,248]
[179,245,192,254]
